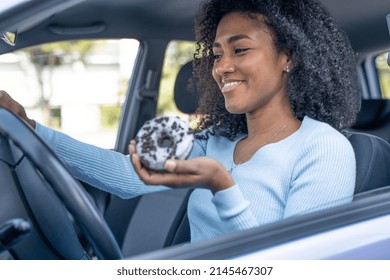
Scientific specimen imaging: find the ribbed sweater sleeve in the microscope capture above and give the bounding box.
[35,123,208,199]
[285,126,355,217]
[212,185,257,233]
[35,122,169,198]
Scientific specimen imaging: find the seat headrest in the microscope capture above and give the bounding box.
[353,99,390,129]
[174,61,199,114]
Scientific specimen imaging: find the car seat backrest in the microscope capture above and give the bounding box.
[174,60,199,114]
[347,132,390,196]
[120,189,192,257]
[349,99,390,142]
[118,61,201,252]
[111,62,199,257]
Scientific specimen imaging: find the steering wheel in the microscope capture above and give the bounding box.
[0,108,122,259]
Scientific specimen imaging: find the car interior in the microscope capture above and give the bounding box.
[1,0,390,260]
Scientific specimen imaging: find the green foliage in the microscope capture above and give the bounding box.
[376,53,390,99]
[22,39,195,128]
[157,41,195,115]
[27,40,96,65]
[100,105,121,129]
[49,107,62,129]
[39,40,94,54]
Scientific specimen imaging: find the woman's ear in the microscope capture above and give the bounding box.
[284,53,294,73]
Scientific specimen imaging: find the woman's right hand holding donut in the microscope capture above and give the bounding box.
[0,90,35,128]
[129,140,235,194]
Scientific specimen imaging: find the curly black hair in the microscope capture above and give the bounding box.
[192,0,360,140]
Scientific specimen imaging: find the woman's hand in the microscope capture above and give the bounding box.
[129,140,235,193]
[0,90,35,128]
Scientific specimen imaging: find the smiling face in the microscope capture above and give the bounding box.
[212,12,291,116]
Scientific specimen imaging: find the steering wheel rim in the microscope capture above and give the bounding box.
[0,108,123,260]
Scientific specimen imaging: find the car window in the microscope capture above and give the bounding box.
[157,40,196,122]
[0,39,139,149]
[375,52,390,99]
[0,0,29,12]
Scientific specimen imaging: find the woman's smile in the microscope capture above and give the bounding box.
[221,80,243,93]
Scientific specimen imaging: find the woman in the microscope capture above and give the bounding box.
[0,0,359,243]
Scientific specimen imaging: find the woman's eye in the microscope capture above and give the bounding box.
[213,53,222,60]
[235,48,249,54]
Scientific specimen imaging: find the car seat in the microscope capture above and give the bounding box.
[346,99,390,195]
[173,60,200,114]
[348,99,390,142]
[104,61,198,257]
[346,131,390,195]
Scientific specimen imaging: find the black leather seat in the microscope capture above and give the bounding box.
[347,132,390,195]
[349,99,390,142]
[174,60,199,114]
[105,61,198,257]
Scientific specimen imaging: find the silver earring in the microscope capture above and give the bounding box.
[286,65,291,73]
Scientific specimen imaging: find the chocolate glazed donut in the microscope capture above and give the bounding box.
[135,116,194,171]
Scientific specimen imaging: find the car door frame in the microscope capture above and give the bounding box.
[130,186,390,260]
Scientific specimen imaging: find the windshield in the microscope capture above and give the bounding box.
[0,0,30,13]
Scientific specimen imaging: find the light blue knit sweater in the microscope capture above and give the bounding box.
[35,116,356,243]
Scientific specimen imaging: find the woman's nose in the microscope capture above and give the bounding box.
[214,56,235,77]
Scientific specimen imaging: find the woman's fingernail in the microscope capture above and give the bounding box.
[165,160,176,172]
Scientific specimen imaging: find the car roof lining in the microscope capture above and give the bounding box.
[0,0,389,57]
[0,0,85,34]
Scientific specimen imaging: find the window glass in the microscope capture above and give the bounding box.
[157,40,196,122]
[375,52,390,99]
[0,39,139,148]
